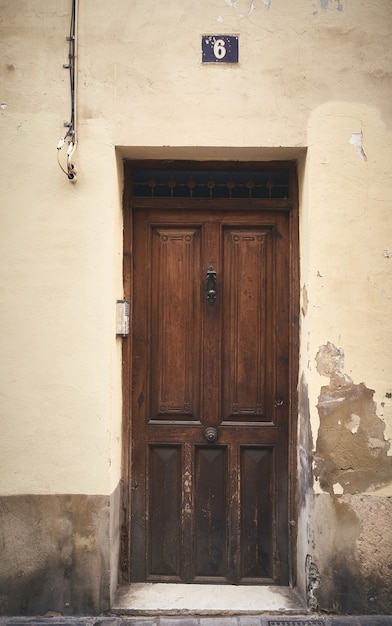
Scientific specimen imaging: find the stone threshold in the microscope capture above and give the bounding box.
[112,584,307,616]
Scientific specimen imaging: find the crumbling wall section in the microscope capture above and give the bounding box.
[315,342,392,495]
[304,343,392,614]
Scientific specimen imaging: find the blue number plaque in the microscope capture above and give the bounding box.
[202,36,239,64]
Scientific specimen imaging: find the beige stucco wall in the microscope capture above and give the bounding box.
[1,0,392,615]
[307,102,392,458]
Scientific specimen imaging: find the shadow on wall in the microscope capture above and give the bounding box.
[0,557,97,615]
[0,494,111,615]
[309,493,392,614]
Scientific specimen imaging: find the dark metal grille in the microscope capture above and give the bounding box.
[132,167,290,199]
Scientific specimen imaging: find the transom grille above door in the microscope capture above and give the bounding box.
[131,165,291,199]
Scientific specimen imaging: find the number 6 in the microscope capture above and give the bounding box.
[213,39,226,60]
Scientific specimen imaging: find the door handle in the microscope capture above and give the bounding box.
[206,266,217,304]
[204,427,218,442]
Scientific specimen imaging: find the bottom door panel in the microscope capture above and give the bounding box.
[194,446,228,580]
[145,443,277,584]
[240,446,274,582]
[148,445,182,580]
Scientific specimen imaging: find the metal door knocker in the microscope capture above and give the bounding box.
[203,427,218,442]
[206,266,217,303]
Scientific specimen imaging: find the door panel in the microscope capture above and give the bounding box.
[150,227,202,421]
[148,445,182,579]
[222,227,272,422]
[130,208,290,584]
[194,446,228,579]
[240,446,273,580]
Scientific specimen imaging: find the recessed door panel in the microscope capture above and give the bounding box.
[150,227,202,421]
[194,446,228,580]
[222,227,274,423]
[240,446,274,581]
[148,445,182,579]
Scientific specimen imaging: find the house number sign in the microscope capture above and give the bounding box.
[202,35,239,63]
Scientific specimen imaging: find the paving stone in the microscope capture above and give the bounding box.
[159,618,199,626]
[119,620,157,626]
[238,616,263,626]
[0,621,83,626]
[325,618,359,626]
[267,620,325,626]
[356,615,392,626]
[0,622,90,626]
[1,616,392,626]
[199,618,238,626]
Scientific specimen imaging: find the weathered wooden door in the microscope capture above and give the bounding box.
[124,164,297,585]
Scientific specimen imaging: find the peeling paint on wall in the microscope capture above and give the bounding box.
[314,343,392,494]
[349,131,367,161]
[239,2,256,17]
[298,374,314,507]
[305,554,320,610]
[225,0,260,19]
[319,0,344,10]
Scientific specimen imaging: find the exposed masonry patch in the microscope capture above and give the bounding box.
[314,342,392,494]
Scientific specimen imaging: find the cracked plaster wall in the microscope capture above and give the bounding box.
[299,98,392,611]
[1,0,392,615]
[300,344,392,612]
[315,342,392,496]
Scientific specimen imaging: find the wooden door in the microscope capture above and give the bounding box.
[129,204,292,585]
